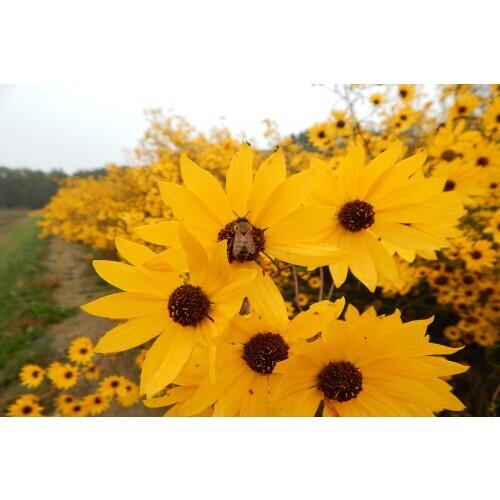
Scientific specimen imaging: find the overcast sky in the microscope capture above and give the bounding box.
[0,84,352,173]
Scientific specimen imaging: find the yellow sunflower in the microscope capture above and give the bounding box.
[331,110,352,137]
[56,394,77,415]
[99,375,128,398]
[448,93,480,118]
[67,337,94,365]
[116,381,140,407]
[308,141,465,291]
[65,401,88,417]
[459,239,497,272]
[369,93,385,107]
[308,122,334,150]
[177,298,345,417]
[390,106,420,133]
[83,393,110,416]
[398,84,417,102]
[47,362,79,390]
[83,363,100,380]
[273,306,468,416]
[83,226,257,397]
[133,142,343,328]
[6,395,44,417]
[135,348,148,369]
[463,141,500,170]
[19,364,45,389]
[431,158,486,206]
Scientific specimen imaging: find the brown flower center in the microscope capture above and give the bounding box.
[217,217,266,263]
[111,380,120,388]
[338,200,375,232]
[336,120,345,129]
[22,406,33,415]
[318,131,326,138]
[476,157,489,167]
[32,370,40,378]
[457,105,467,114]
[317,361,363,403]
[80,348,88,354]
[434,275,449,286]
[471,251,482,259]
[444,179,456,191]
[168,284,210,327]
[496,113,500,123]
[242,333,289,375]
[441,149,458,162]
[400,89,408,98]
[64,371,73,379]
[463,275,475,285]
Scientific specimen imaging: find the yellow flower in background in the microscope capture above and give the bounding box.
[47,362,79,390]
[369,93,385,106]
[432,158,486,206]
[68,337,94,365]
[6,395,44,417]
[135,348,148,369]
[398,84,417,102]
[459,239,497,272]
[449,93,480,118]
[273,307,468,416]
[83,363,100,380]
[99,375,128,399]
[65,401,88,417]
[390,106,420,133]
[83,226,257,397]
[177,298,345,417]
[331,110,352,137]
[83,393,110,416]
[308,122,334,150]
[116,381,140,407]
[56,394,77,415]
[133,142,344,328]
[309,141,465,291]
[19,364,45,388]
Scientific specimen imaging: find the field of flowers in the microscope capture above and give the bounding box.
[5,84,499,417]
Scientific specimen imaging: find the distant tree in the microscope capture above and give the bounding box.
[72,167,109,178]
[0,167,67,209]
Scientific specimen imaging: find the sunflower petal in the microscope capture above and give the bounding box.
[81,292,167,319]
[140,323,194,397]
[247,272,288,331]
[94,312,169,353]
[181,154,233,224]
[133,221,181,247]
[226,142,253,216]
[115,237,156,267]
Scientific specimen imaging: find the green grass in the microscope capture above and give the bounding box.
[0,213,76,390]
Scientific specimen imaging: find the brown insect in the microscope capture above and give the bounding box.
[231,211,256,262]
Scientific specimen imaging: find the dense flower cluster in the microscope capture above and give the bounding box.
[5,337,140,417]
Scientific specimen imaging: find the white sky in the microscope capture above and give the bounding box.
[0,84,351,173]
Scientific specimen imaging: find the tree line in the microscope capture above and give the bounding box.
[0,167,108,209]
